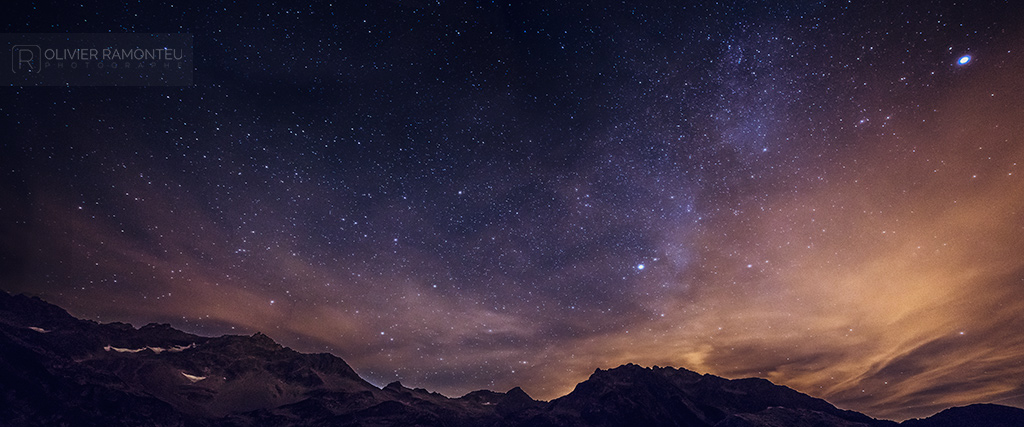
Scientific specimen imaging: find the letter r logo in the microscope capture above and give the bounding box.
[12,45,41,73]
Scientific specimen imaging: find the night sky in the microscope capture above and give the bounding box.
[3,1,1024,421]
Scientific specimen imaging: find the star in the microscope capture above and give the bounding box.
[957,54,972,65]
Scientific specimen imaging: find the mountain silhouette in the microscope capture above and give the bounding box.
[2,290,1022,426]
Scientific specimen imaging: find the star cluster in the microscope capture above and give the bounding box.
[3,1,1024,421]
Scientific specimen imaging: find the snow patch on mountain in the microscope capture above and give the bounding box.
[104,343,196,353]
[181,372,206,383]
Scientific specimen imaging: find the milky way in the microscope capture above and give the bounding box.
[3,1,1024,421]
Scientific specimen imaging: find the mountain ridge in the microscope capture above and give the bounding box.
[2,290,1022,426]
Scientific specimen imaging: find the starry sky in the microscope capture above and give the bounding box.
[2,1,1024,421]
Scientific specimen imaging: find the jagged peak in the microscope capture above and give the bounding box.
[0,291,78,327]
[505,386,527,396]
[459,389,504,400]
[502,386,534,402]
[249,331,278,345]
[612,362,648,371]
[106,321,135,331]
[590,362,651,378]
[589,363,704,382]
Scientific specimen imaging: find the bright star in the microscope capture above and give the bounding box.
[957,55,971,65]
[637,264,645,270]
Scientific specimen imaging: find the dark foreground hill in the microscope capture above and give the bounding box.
[2,290,1022,426]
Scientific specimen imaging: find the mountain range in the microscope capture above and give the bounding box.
[2,290,1022,426]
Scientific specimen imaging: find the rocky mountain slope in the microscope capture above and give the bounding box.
[2,290,1022,426]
